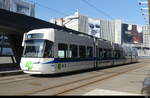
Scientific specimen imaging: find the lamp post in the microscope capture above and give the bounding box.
[139,0,150,33]
[139,1,148,24]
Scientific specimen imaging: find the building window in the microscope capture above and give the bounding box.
[69,45,78,58]
[0,34,14,56]
[58,43,68,58]
[3,36,10,46]
[0,1,3,8]
[2,48,13,56]
[16,4,29,15]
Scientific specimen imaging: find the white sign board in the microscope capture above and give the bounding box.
[88,18,100,38]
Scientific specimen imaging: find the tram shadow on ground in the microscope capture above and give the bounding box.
[30,62,140,78]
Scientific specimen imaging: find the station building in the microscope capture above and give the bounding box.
[50,12,150,57]
[0,0,35,66]
[50,12,122,45]
[122,24,150,58]
[0,0,35,17]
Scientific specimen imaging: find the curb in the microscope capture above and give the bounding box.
[0,70,24,77]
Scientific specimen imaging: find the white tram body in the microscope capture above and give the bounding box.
[20,28,138,74]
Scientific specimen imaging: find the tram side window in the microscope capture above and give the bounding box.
[79,46,86,58]
[118,51,121,59]
[103,49,108,60]
[114,51,118,59]
[122,51,125,59]
[103,49,112,60]
[69,45,78,58]
[44,41,53,58]
[99,48,103,60]
[120,51,124,59]
[87,47,93,58]
[114,50,121,59]
[58,43,68,58]
[108,50,112,59]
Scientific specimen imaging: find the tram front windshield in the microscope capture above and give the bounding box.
[23,39,53,58]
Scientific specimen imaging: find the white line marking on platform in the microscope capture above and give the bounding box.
[84,89,141,96]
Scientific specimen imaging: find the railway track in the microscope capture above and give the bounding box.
[19,62,147,96]
[0,74,36,85]
[0,61,148,96]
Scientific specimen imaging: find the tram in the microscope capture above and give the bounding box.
[20,28,138,74]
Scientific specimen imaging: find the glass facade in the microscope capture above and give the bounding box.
[0,33,16,65]
[0,0,35,65]
[0,33,14,56]
[0,0,35,17]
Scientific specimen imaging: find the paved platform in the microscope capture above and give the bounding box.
[84,89,141,96]
[83,65,150,96]
[60,62,150,96]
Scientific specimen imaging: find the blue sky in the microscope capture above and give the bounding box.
[34,0,148,25]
